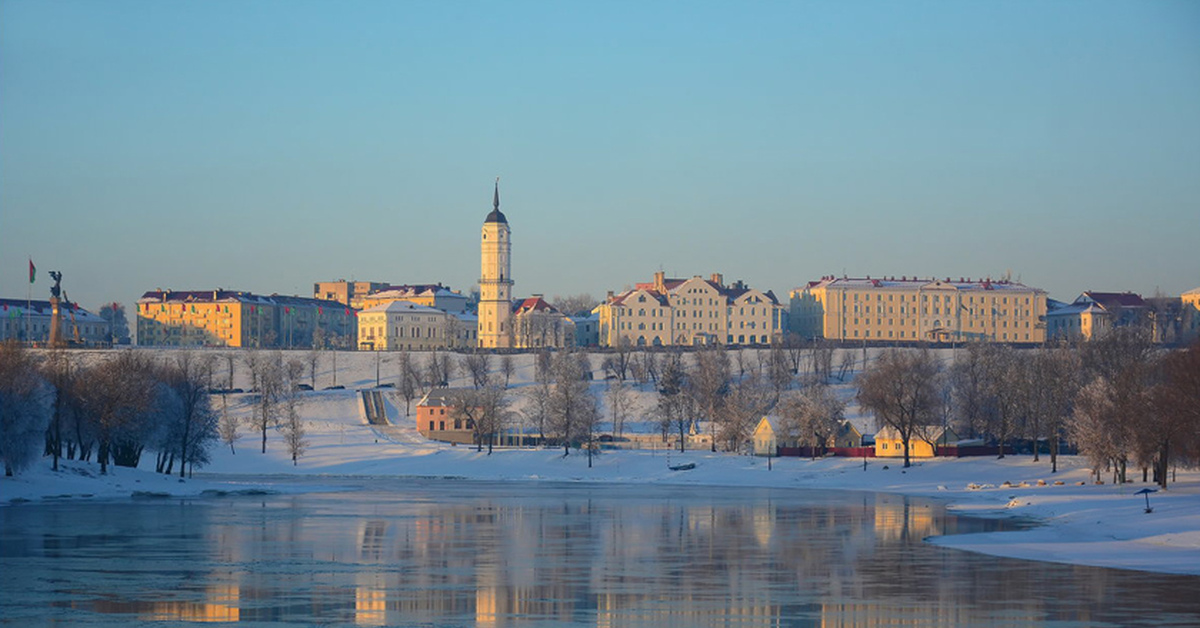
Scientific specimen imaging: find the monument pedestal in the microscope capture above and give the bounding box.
[48,296,63,348]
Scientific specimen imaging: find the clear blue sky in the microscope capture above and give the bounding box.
[3,0,1198,315]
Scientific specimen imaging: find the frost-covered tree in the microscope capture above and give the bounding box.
[97,302,130,345]
[161,351,217,478]
[281,358,308,465]
[249,351,285,454]
[74,350,157,474]
[0,341,52,476]
[217,393,240,454]
[781,383,845,459]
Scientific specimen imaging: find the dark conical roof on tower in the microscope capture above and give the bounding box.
[484,177,508,224]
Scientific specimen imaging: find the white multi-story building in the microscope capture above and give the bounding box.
[357,301,449,351]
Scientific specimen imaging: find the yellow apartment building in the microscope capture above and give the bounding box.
[597,272,785,347]
[790,276,1047,344]
[137,290,355,348]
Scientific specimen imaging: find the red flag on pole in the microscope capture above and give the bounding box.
[28,259,36,284]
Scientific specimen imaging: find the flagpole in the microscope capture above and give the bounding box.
[26,258,32,346]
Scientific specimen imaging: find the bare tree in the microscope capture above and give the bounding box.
[0,341,51,476]
[781,333,806,375]
[547,350,598,457]
[217,393,240,454]
[602,337,634,381]
[551,293,600,317]
[223,352,237,390]
[74,350,158,474]
[449,386,509,454]
[688,347,730,452]
[766,342,793,402]
[644,351,661,387]
[464,352,492,389]
[605,378,633,438]
[499,354,516,389]
[534,349,553,385]
[397,351,419,415]
[276,358,308,465]
[720,372,773,452]
[522,378,552,443]
[1152,342,1200,487]
[305,349,321,389]
[656,352,692,451]
[162,351,218,478]
[39,348,72,471]
[836,350,855,382]
[1072,328,1159,483]
[857,348,944,468]
[249,351,285,454]
[787,383,845,459]
[810,339,835,384]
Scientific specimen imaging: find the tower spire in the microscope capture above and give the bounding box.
[494,177,500,211]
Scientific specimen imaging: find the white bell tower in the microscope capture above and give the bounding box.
[478,178,513,348]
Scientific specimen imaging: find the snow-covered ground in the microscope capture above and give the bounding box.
[3,348,1198,578]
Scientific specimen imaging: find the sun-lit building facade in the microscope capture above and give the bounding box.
[357,300,450,351]
[137,290,355,348]
[790,276,1047,344]
[597,272,785,347]
[360,284,468,313]
[478,182,514,349]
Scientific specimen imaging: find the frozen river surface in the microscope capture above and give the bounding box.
[2,479,1198,627]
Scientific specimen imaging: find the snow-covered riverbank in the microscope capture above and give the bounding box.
[5,424,1197,577]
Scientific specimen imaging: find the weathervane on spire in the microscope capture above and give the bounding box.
[494,176,500,211]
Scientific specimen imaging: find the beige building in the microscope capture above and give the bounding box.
[313,280,388,310]
[597,272,785,348]
[357,300,451,351]
[478,181,513,349]
[1045,291,1150,342]
[512,296,575,349]
[790,276,1047,344]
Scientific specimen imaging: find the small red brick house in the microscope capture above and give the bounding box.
[415,388,479,445]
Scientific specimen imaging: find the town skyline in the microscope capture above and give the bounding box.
[3,1,1198,313]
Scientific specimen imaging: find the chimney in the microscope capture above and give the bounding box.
[654,271,665,292]
[711,273,723,286]
[606,290,614,301]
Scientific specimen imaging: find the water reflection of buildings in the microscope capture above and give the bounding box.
[94,491,1043,626]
